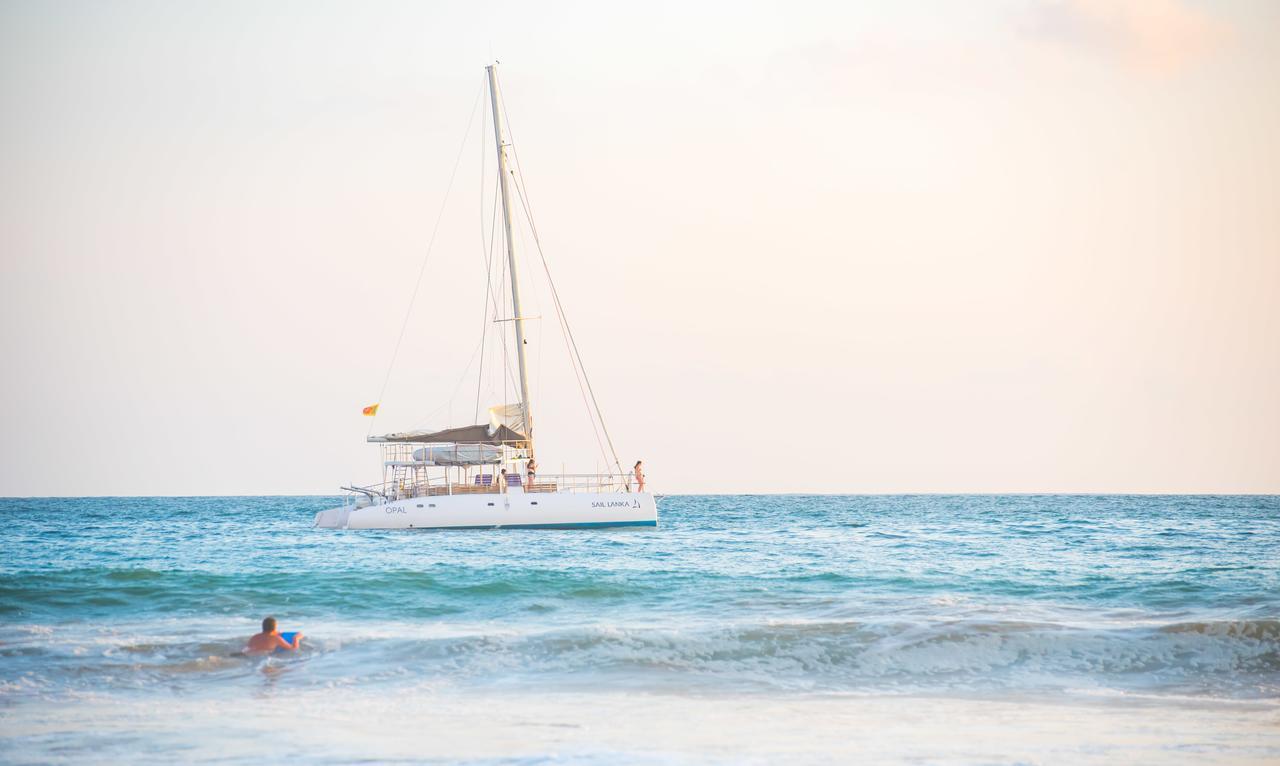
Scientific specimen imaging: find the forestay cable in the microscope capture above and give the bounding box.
[368,82,484,435]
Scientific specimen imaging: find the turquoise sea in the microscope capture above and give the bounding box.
[2,495,1278,763]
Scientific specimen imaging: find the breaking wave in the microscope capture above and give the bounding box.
[4,617,1276,700]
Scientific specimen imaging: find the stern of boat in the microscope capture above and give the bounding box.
[314,505,353,529]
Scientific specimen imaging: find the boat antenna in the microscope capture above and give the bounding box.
[486,62,535,456]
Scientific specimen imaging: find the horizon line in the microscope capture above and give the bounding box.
[2,492,1278,500]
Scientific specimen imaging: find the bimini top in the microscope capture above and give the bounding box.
[368,424,528,445]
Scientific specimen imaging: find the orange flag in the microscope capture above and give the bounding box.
[362,404,379,417]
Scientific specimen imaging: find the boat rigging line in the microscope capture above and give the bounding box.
[367,80,485,436]
[497,88,625,479]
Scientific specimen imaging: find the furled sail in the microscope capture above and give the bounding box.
[487,403,527,437]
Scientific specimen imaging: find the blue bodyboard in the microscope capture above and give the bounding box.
[277,631,300,652]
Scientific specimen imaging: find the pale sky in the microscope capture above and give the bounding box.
[1,0,1277,495]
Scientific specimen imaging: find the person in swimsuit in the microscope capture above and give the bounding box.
[244,616,302,654]
[526,459,537,485]
[634,460,645,492]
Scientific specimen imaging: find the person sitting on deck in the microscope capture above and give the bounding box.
[244,616,302,654]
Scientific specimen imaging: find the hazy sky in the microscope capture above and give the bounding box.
[2,0,1277,495]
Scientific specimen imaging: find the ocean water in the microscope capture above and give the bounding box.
[1,494,1278,764]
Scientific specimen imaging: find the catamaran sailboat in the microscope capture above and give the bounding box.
[314,64,656,530]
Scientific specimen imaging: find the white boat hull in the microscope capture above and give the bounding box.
[313,491,657,530]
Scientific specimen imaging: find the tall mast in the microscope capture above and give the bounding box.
[486,63,534,455]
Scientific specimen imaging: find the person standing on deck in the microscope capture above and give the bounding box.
[634,460,645,492]
[526,458,537,486]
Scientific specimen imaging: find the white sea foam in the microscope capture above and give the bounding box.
[4,616,1275,699]
[2,687,1276,765]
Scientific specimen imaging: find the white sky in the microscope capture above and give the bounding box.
[1,0,1277,495]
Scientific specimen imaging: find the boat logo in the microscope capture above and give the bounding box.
[385,506,407,514]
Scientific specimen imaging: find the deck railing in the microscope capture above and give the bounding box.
[343,472,636,502]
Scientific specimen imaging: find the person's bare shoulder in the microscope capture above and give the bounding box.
[243,633,271,653]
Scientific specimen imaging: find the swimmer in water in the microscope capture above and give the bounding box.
[244,616,302,654]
